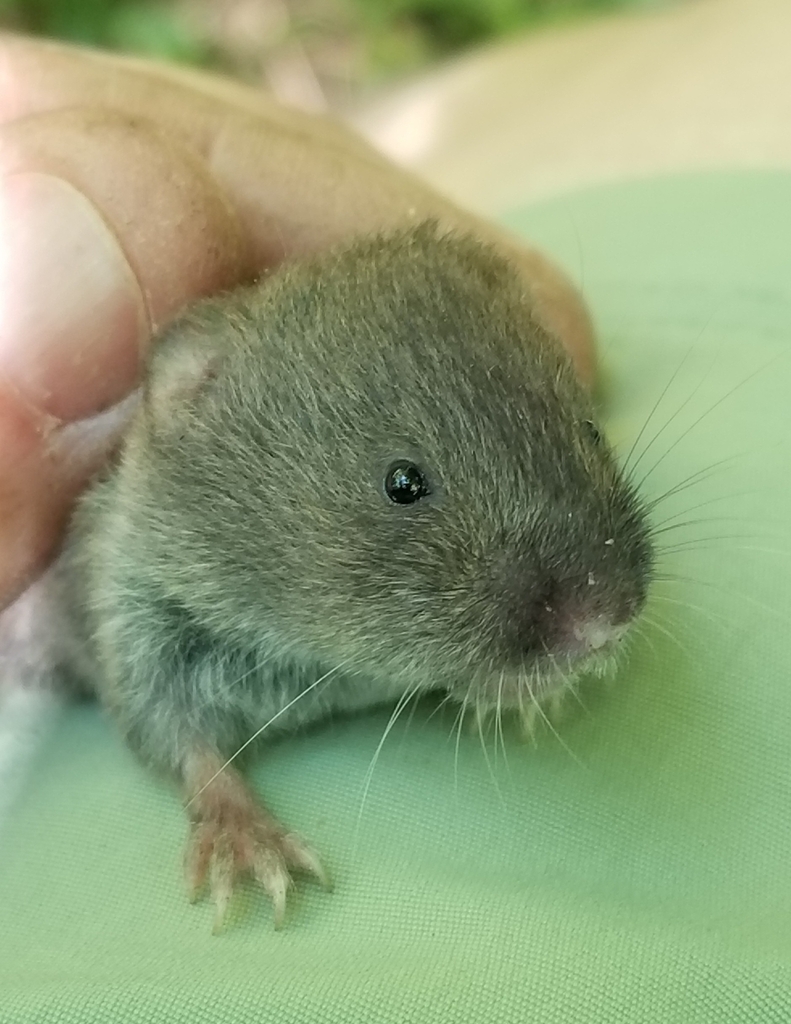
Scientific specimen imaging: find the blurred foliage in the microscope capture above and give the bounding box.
[0,0,664,102]
[359,0,637,57]
[0,0,210,62]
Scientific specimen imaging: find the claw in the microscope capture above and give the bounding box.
[209,837,234,934]
[184,823,211,902]
[282,833,332,891]
[252,847,291,930]
[212,900,230,936]
[271,876,288,931]
[210,876,233,934]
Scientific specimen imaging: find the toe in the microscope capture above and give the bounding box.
[282,833,332,891]
[184,823,213,902]
[252,847,291,929]
[209,835,235,934]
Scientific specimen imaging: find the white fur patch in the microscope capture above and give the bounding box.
[0,684,61,836]
[0,571,71,836]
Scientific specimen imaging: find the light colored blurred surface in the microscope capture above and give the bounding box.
[350,0,791,214]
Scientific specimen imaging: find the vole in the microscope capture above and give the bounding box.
[4,223,654,930]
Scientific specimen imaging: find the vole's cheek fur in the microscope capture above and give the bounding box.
[13,223,653,930]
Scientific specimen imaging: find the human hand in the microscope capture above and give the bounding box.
[0,34,594,609]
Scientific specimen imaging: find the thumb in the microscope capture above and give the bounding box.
[0,109,246,606]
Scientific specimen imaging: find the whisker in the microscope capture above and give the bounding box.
[564,682,588,713]
[553,653,589,715]
[653,572,791,623]
[644,435,786,515]
[648,489,765,531]
[495,671,511,776]
[657,533,759,554]
[526,682,587,772]
[453,683,473,798]
[630,621,657,658]
[475,698,505,807]
[635,352,785,493]
[648,593,731,632]
[405,693,426,728]
[544,645,584,717]
[185,661,345,809]
[355,685,421,836]
[516,678,535,742]
[695,544,791,559]
[650,515,755,538]
[620,330,706,478]
[425,692,455,725]
[640,613,692,659]
[185,649,278,715]
[644,456,739,511]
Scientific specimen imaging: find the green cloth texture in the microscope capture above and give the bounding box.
[1,171,790,1023]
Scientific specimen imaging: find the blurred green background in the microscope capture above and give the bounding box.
[0,0,668,106]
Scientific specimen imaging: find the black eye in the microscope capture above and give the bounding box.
[384,461,430,504]
[583,420,603,445]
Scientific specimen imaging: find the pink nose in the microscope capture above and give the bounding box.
[570,618,628,655]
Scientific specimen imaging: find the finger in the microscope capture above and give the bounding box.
[0,394,139,605]
[0,35,595,380]
[0,33,379,160]
[0,34,400,266]
[0,109,246,606]
[0,107,246,420]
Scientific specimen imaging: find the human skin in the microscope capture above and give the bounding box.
[0,34,594,610]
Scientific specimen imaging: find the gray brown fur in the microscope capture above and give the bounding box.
[54,223,652,780]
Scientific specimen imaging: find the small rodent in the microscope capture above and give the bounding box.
[13,223,654,930]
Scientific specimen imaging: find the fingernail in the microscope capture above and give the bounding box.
[0,172,148,422]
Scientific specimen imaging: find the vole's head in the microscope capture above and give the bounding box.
[134,224,653,712]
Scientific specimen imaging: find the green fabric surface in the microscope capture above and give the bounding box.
[1,171,790,1022]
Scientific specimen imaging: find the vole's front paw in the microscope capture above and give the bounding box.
[183,762,329,931]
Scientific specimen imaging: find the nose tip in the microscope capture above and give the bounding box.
[507,566,639,663]
[571,618,628,654]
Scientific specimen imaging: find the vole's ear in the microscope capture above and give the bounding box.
[141,302,232,431]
